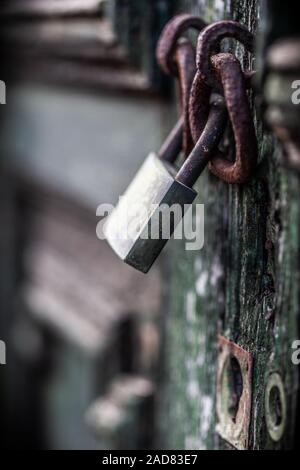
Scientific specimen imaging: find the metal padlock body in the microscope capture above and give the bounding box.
[104,153,197,273]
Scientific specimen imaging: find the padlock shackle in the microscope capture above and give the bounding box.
[157,117,183,163]
[175,97,226,187]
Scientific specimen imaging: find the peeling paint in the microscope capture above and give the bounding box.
[200,395,214,436]
[210,258,223,286]
[186,290,197,323]
[195,271,208,296]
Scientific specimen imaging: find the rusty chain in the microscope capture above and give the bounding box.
[196,20,254,88]
[157,17,258,184]
[190,52,257,183]
[193,20,257,183]
[209,53,257,183]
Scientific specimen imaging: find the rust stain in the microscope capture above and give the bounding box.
[216,335,253,450]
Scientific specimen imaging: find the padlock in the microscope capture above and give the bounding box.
[104,97,226,273]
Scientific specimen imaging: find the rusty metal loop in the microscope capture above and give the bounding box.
[189,70,211,145]
[156,14,207,157]
[156,13,207,76]
[196,20,254,88]
[173,39,197,155]
[190,52,257,184]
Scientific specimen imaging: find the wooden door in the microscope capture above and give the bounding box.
[159,0,300,450]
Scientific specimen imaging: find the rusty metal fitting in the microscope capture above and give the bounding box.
[156,16,257,181]
[216,336,253,450]
[189,70,212,144]
[196,20,254,89]
[156,13,206,76]
[156,14,207,157]
[189,53,257,184]
[209,53,257,183]
[175,38,198,155]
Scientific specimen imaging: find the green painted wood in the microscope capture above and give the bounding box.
[162,0,300,450]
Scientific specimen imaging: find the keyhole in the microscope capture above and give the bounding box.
[269,385,283,427]
[227,356,243,423]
